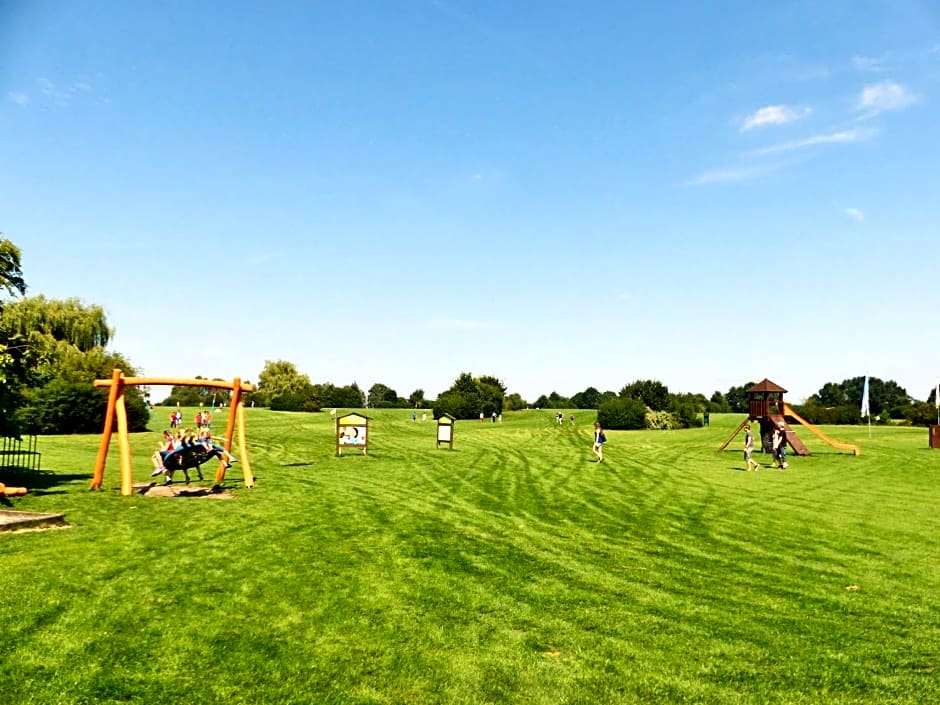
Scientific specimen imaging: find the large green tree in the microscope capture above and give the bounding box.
[367,383,401,408]
[316,382,364,409]
[18,347,149,434]
[503,392,527,411]
[571,386,602,410]
[533,391,571,409]
[0,295,146,434]
[0,237,26,301]
[808,376,910,416]
[433,372,506,420]
[0,238,26,434]
[161,376,232,408]
[620,379,670,411]
[725,382,755,414]
[598,396,646,430]
[254,360,313,407]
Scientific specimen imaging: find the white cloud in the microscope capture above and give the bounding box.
[37,77,70,106]
[750,127,877,157]
[7,91,28,105]
[740,104,811,132]
[686,161,788,186]
[843,207,865,222]
[856,80,918,117]
[34,76,101,107]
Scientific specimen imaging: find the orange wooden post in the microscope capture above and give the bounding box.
[0,483,28,496]
[90,368,123,490]
[215,377,243,484]
[236,401,254,488]
[115,391,133,496]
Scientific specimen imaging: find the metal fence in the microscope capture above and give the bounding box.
[0,435,42,471]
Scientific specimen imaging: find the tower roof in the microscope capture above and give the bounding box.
[747,378,788,394]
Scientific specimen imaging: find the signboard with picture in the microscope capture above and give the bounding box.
[336,413,370,455]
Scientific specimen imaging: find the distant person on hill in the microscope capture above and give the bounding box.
[703,409,710,426]
[772,422,788,469]
[592,422,606,463]
[744,423,759,471]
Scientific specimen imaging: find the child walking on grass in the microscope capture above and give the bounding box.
[592,422,606,463]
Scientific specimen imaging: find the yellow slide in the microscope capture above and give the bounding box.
[783,404,861,456]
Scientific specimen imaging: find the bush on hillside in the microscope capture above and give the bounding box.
[270,392,320,413]
[906,402,936,427]
[598,397,646,430]
[18,380,149,434]
[645,410,678,430]
[670,400,703,429]
[791,403,859,425]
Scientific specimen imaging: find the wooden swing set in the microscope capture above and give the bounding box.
[89,369,255,496]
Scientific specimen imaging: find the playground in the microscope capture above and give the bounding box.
[2,408,938,705]
[718,379,862,457]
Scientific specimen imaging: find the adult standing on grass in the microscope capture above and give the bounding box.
[772,422,788,469]
[592,422,606,463]
[744,423,759,471]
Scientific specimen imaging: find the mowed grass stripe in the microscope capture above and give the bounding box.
[1,409,938,704]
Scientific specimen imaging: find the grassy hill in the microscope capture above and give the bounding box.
[2,409,938,704]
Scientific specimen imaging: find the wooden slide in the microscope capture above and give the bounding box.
[768,414,810,456]
[783,404,861,456]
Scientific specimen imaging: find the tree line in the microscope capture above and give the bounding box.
[4,235,936,435]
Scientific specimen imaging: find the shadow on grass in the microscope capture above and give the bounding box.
[0,466,90,495]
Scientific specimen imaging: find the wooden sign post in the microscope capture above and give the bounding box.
[336,413,370,455]
[436,414,455,449]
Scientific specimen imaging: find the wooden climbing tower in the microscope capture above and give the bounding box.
[718,378,860,456]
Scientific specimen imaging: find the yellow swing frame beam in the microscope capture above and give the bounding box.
[89,369,255,496]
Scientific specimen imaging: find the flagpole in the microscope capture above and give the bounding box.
[861,375,871,439]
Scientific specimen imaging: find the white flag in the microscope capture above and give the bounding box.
[860,376,870,419]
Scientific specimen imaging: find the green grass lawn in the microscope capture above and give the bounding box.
[1,410,938,704]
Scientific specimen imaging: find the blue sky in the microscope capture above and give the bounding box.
[2,1,939,403]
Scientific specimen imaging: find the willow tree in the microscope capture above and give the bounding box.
[0,294,146,435]
[1,295,111,352]
[0,237,26,302]
[0,237,27,434]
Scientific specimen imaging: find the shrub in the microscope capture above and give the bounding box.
[270,392,320,413]
[907,402,936,427]
[620,380,670,411]
[18,380,149,434]
[645,410,677,430]
[670,401,703,429]
[433,391,476,420]
[792,403,860,425]
[598,397,646,430]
